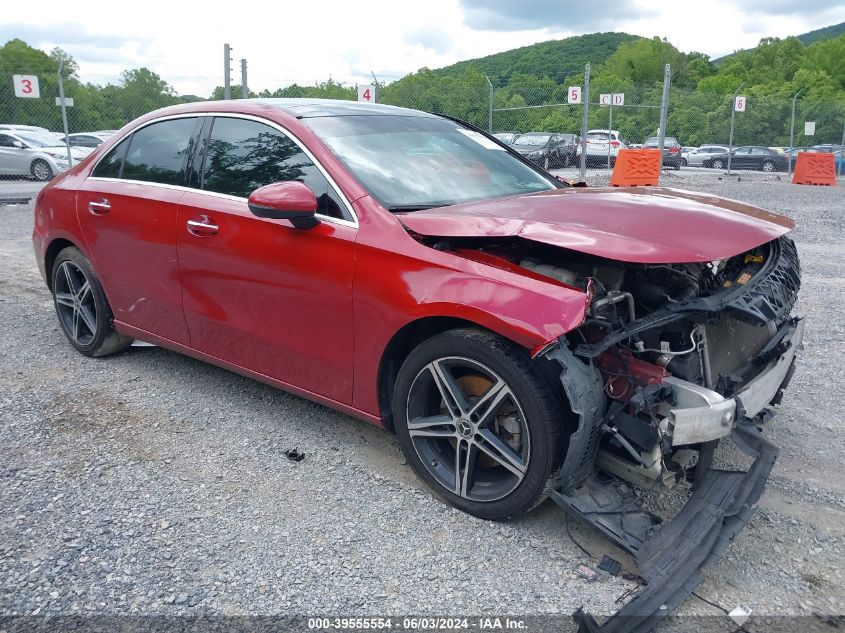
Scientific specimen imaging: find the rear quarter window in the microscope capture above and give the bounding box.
[92,137,130,178]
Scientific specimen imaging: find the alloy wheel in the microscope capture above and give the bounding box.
[762,161,775,172]
[32,160,52,181]
[54,260,97,346]
[405,356,530,502]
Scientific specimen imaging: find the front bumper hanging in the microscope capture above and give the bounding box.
[549,424,778,633]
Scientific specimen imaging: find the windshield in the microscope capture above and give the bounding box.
[516,134,551,146]
[493,132,518,144]
[586,132,610,141]
[17,133,60,148]
[304,115,556,209]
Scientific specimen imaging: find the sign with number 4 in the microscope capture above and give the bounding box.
[357,84,377,103]
[735,96,746,112]
[568,86,582,104]
[13,74,40,98]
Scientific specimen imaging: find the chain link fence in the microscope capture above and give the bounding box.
[1,63,843,201]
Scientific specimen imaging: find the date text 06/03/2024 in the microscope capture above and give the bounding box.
[307,617,527,630]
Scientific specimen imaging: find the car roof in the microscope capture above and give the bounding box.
[240,98,438,119]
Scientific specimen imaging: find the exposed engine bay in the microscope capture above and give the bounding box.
[423,233,802,494]
[404,190,803,632]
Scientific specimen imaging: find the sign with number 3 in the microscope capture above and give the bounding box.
[13,75,40,99]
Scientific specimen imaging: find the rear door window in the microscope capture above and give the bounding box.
[200,116,347,220]
[122,117,198,186]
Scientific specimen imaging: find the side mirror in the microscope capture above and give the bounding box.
[247,181,320,230]
[12,140,24,149]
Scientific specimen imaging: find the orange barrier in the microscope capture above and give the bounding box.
[610,149,662,187]
[792,152,836,186]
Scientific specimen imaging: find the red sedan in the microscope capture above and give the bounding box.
[33,99,803,624]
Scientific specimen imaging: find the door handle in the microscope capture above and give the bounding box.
[88,198,111,215]
[186,216,219,237]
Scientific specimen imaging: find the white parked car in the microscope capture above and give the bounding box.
[0,130,89,181]
[683,145,729,167]
[576,129,629,166]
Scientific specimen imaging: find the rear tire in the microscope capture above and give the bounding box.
[392,328,567,520]
[51,247,133,357]
[712,159,724,169]
[762,160,775,173]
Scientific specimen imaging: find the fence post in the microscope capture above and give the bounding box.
[240,59,248,98]
[727,83,744,175]
[787,89,803,177]
[56,57,73,167]
[840,120,845,178]
[579,63,590,178]
[657,64,671,161]
[224,43,232,100]
[486,76,493,133]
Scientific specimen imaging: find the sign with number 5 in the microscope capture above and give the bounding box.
[568,86,582,104]
[357,84,377,103]
[13,74,40,98]
[735,96,746,112]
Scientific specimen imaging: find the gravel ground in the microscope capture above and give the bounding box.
[1,173,844,632]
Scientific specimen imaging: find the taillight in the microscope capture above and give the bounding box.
[610,140,620,148]
[669,146,679,153]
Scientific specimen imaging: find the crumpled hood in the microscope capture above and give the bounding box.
[399,187,794,263]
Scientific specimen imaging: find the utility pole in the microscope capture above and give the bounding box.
[787,88,803,177]
[727,82,744,175]
[241,59,248,98]
[657,64,671,164]
[579,63,590,178]
[223,43,232,100]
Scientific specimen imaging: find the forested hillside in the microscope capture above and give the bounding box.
[431,32,639,84]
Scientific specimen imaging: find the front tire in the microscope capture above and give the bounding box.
[392,329,566,520]
[51,247,133,357]
[31,159,53,182]
[762,160,775,173]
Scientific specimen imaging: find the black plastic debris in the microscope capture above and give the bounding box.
[598,555,622,577]
[284,448,305,462]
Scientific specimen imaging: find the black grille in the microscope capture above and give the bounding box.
[727,237,801,324]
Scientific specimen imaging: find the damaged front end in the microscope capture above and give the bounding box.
[534,235,803,631]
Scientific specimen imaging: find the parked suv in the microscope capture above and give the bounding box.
[643,136,682,170]
[576,129,628,166]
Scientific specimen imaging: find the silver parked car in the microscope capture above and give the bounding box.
[0,130,88,181]
[683,145,729,167]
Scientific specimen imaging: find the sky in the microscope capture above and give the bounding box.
[2,0,844,96]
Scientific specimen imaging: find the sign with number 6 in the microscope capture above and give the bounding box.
[13,74,40,99]
[735,96,746,112]
[568,86,582,104]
